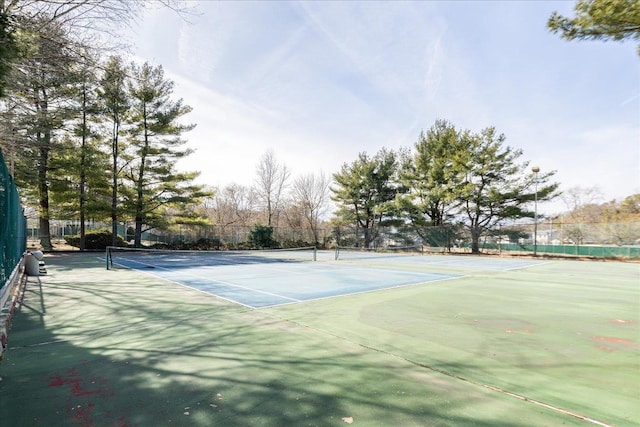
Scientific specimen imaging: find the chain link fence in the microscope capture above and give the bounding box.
[325,220,639,259]
[28,217,640,259]
[0,148,26,285]
[27,221,332,249]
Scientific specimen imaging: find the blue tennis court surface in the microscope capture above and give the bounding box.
[133,262,456,308]
[108,250,546,308]
[108,252,457,308]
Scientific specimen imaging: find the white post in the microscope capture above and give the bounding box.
[532,166,540,256]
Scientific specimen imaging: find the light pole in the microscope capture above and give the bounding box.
[532,166,540,256]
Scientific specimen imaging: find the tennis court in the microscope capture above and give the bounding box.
[333,248,547,271]
[0,251,638,426]
[106,247,462,308]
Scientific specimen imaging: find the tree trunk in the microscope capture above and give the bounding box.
[363,227,371,248]
[79,88,87,251]
[38,216,52,251]
[38,133,52,251]
[311,221,319,246]
[111,124,119,247]
[133,104,149,248]
[134,217,143,247]
[471,228,481,254]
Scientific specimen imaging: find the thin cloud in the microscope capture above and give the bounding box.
[621,94,639,107]
[127,1,638,211]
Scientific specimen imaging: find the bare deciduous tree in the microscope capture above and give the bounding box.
[0,1,197,96]
[208,184,256,226]
[561,186,603,212]
[254,150,290,227]
[3,1,195,38]
[199,183,257,245]
[292,171,331,244]
[223,183,257,227]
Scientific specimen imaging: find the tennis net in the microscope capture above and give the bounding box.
[106,246,317,270]
[334,245,424,261]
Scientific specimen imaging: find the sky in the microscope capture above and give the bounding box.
[127,1,639,215]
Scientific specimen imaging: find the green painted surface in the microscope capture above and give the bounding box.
[273,259,640,426]
[1,253,638,426]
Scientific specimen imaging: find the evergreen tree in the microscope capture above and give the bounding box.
[0,7,19,97]
[399,120,461,244]
[332,148,400,248]
[124,61,209,246]
[4,19,77,250]
[454,127,559,253]
[49,57,111,250]
[98,55,130,246]
[548,0,640,54]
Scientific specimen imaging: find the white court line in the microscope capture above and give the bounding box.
[324,262,462,278]
[199,261,311,277]
[111,258,462,309]
[110,259,301,306]
[504,260,552,271]
[258,274,465,309]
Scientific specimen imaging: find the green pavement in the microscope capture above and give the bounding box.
[0,253,637,426]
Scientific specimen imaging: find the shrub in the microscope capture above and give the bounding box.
[279,239,314,249]
[65,230,127,250]
[193,237,223,250]
[249,225,278,248]
[157,237,223,251]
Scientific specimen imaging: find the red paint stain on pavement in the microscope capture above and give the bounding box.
[592,336,636,352]
[72,403,95,427]
[72,381,100,397]
[593,336,634,345]
[47,368,100,396]
[47,375,66,387]
[46,366,114,426]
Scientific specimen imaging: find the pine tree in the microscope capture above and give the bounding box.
[124,61,209,246]
[399,120,462,245]
[332,148,400,248]
[49,56,111,250]
[454,127,559,253]
[4,19,77,250]
[98,55,130,246]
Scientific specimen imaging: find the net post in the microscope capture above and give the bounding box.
[313,246,317,261]
[106,246,112,270]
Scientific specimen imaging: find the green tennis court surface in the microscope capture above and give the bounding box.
[0,253,638,426]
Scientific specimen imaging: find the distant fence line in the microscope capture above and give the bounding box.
[27,219,640,259]
[485,243,640,258]
[27,221,331,248]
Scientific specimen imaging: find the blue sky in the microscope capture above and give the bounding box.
[129,1,639,214]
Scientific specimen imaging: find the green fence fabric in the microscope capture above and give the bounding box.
[0,148,26,285]
[495,243,640,258]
